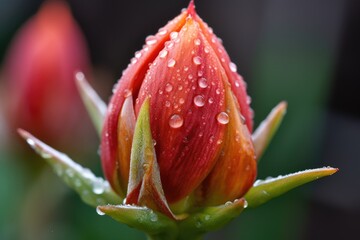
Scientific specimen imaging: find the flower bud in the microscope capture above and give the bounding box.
[4,1,91,152]
[101,1,257,215]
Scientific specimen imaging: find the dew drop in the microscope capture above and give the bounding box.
[169,114,183,128]
[165,83,173,92]
[208,98,214,104]
[145,35,157,45]
[179,98,185,104]
[243,200,249,208]
[93,179,105,195]
[197,70,203,77]
[26,138,35,147]
[178,85,183,91]
[167,59,176,68]
[217,112,229,125]
[246,96,252,104]
[204,46,210,53]
[235,80,240,87]
[158,28,167,35]
[188,74,193,80]
[229,62,237,72]
[135,51,142,59]
[194,39,201,45]
[193,56,202,65]
[170,31,179,39]
[159,49,168,59]
[123,89,132,98]
[194,95,205,107]
[165,101,171,107]
[198,78,208,88]
[96,207,105,216]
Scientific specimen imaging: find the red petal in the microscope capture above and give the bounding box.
[200,86,257,206]
[101,11,188,195]
[194,14,254,132]
[135,18,227,203]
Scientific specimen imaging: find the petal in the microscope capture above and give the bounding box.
[126,99,175,219]
[194,14,254,132]
[135,18,227,203]
[101,10,188,195]
[199,86,257,206]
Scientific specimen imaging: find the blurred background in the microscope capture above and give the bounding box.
[0,0,359,239]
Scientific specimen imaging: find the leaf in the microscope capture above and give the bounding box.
[178,198,247,239]
[252,101,287,161]
[98,204,178,239]
[75,72,107,136]
[244,167,338,208]
[18,129,121,207]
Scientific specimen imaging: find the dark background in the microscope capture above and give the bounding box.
[0,0,359,239]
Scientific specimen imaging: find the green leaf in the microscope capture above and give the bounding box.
[98,205,178,240]
[18,129,121,207]
[252,101,287,161]
[75,72,107,136]
[178,198,247,239]
[244,167,338,208]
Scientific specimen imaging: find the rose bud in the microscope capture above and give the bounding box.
[101,1,256,216]
[4,1,91,153]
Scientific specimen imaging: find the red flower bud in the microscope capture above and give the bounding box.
[4,1,91,151]
[101,1,257,212]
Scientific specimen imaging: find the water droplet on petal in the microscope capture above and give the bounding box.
[158,28,167,35]
[179,98,185,104]
[194,95,205,107]
[198,78,208,88]
[204,46,210,53]
[217,112,229,125]
[208,98,214,104]
[170,31,179,39]
[194,39,201,45]
[159,49,168,58]
[193,56,202,65]
[235,80,240,87]
[229,62,237,72]
[135,51,142,59]
[165,83,173,92]
[167,59,176,68]
[124,89,132,98]
[169,114,183,128]
[146,35,157,45]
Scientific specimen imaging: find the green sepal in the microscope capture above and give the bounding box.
[18,129,121,207]
[127,98,175,219]
[244,167,338,208]
[177,198,247,239]
[98,204,178,240]
[75,72,107,136]
[252,101,287,161]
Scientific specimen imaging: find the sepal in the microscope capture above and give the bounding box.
[126,98,175,219]
[98,204,178,240]
[18,129,120,207]
[244,167,338,208]
[252,101,287,161]
[178,198,247,239]
[75,72,107,136]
